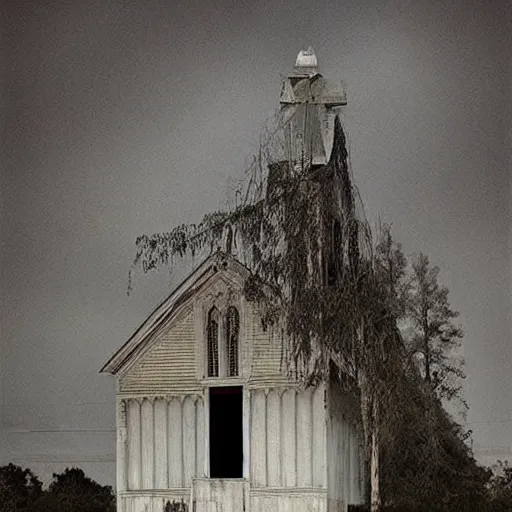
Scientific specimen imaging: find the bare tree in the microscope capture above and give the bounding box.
[406,253,465,409]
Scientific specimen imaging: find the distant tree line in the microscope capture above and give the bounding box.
[2,460,511,512]
[0,464,115,512]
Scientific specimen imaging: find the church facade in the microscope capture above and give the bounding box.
[101,49,366,512]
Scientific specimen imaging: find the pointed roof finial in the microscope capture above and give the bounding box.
[294,47,318,75]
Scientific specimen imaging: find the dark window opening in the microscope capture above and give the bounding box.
[225,306,239,376]
[207,308,219,377]
[209,386,243,478]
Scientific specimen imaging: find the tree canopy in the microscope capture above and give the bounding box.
[0,464,115,512]
[130,109,495,511]
[405,253,466,409]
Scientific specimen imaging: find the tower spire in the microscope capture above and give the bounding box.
[293,47,318,76]
[279,49,347,166]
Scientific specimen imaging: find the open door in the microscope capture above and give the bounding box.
[209,386,243,478]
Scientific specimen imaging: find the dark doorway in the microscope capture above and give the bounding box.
[209,386,243,478]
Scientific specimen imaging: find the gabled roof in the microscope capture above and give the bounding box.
[100,251,251,375]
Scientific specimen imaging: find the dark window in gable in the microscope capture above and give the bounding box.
[207,307,219,377]
[226,306,240,377]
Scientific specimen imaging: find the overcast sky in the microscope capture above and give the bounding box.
[1,0,511,486]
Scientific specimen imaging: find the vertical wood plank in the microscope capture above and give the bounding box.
[251,389,266,486]
[281,389,297,487]
[141,399,154,489]
[154,399,168,488]
[183,395,197,486]
[297,388,313,487]
[117,399,127,495]
[127,399,141,490]
[266,389,280,486]
[168,398,182,487]
[196,395,205,478]
[312,385,326,488]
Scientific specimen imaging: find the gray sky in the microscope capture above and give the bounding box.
[1,0,511,485]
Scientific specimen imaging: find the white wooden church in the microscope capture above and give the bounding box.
[101,49,366,512]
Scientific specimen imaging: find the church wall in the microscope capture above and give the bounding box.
[118,490,190,512]
[113,273,342,512]
[249,489,327,512]
[326,378,364,512]
[118,290,296,395]
[248,304,293,387]
[119,306,201,395]
[122,395,205,493]
[249,385,326,489]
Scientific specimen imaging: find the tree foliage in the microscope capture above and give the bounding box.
[0,463,43,512]
[405,253,466,409]
[130,108,490,510]
[38,468,116,512]
[487,460,512,510]
[0,464,115,512]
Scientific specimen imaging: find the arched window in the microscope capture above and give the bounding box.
[207,307,219,377]
[225,306,239,377]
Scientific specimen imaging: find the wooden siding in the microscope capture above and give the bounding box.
[193,479,246,512]
[326,378,364,510]
[120,307,201,394]
[125,396,205,491]
[250,488,327,512]
[248,305,292,387]
[120,490,189,512]
[250,386,326,488]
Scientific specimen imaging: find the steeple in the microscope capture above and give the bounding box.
[293,47,318,77]
[279,49,347,166]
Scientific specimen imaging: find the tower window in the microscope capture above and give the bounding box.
[225,306,240,377]
[207,307,219,377]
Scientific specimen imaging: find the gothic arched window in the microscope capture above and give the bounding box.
[225,306,239,377]
[207,307,219,377]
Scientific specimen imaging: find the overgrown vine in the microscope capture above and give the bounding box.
[129,107,487,511]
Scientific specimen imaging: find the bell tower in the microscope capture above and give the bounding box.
[279,48,347,168]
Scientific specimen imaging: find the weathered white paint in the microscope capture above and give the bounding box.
[109,253,366,511]
[297,388,313,487]
[183,396,197,486]
[295,47,318,70]
[281,388,297,487]
[326,376,366,511]
[120,490,189,512]
[327,380,344,511]
[196,396,205,478]
[193,478,246,512]
[250,487,328,512]
[154,399,168,488]
[341,415,348,505]
[127,399,141,490]
[312,386,326,488]
[141,398,154,489]
[247,386,327,492]
[251,389,266,486]
[350,421,360,503]
[116,399,127,498]
[266,389,280,486]
[168,398,183,487]
[249,309,290,387]
[120,307,201,395]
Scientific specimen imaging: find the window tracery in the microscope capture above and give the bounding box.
[226,306,239,377]
[205,304,240,378]
[207,307,219,377]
